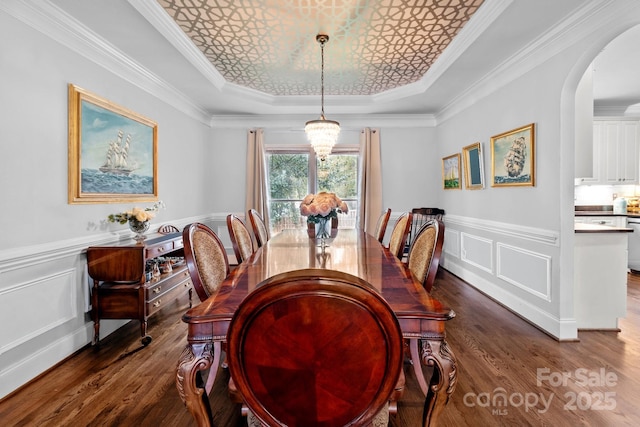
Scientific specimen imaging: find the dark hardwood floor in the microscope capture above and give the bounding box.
[1,269,639,426]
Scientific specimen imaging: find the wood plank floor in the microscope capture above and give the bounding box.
[1,269,639,426]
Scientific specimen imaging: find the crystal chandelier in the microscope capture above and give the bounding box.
[305,34,340,161]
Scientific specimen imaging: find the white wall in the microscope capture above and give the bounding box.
[437,2,640,340]
[0,7,216,398]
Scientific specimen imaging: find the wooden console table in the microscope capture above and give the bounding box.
[87,232,192,346]
[176,229,457,426]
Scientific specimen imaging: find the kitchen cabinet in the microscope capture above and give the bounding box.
[574,224,631,330]
[574,215,627,228]
[596,120,639,184]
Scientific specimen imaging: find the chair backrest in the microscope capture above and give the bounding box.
[388,212,413,259]
[405,207,445,255]
[247,209,269,248]
[182,223,230,302]
[227,268,403,427]
[407,219,445,293]
[374,208,392,243]
[158,224,180,234]
[227,214,255,264]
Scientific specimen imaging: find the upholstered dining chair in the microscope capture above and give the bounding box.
[405,219,445,397]
[374,208,392,243]
[182,222,230,394]
[406,219,445,294]
[226,268,404,427]
[227,214,255,264]
[387,212,413,260]
[247,209,269,248]
[182,222,230,302]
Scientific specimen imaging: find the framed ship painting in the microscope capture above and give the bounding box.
[462,142,484,190]
[442,153,461,190]
[68,84,158,204]
[490,123,535,187]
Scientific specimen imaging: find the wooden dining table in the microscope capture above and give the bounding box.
[176,228,457,426]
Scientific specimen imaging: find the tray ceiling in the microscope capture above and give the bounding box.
[156,0,485,97]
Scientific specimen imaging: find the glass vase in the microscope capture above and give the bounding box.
[316,216,331,240]
[129,219,150,242]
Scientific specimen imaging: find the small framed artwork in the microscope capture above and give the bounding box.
[462,142,484,190]
[490,123,535,187]
[442,153,461,190]
[68,84,158,204]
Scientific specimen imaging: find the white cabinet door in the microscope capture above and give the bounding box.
[599,120,639,184]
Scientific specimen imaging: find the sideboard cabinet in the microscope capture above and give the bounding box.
[87,232,192,346]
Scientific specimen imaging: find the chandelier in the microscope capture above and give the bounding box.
[305,34,340,161]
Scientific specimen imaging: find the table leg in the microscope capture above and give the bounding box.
[421,338,458,427]
[176,342,215,427]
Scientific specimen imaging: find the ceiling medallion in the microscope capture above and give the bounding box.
[305,34,340,161]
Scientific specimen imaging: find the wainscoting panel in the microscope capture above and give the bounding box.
[0,269,77,355]
[444,228,460,259]
[460,232,493,274]
[497,243,552,301]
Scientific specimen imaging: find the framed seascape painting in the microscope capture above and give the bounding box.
[68,84,158,204]
[490,123,535,187]
[462,142,484,190]
[442,153,461,190]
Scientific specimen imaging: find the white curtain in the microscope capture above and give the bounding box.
[245,129,269,228]
[358,128,383,234]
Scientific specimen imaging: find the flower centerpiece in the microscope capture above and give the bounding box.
[108,201,165,242]
[299,192,348,240]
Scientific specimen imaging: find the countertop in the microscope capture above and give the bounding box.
[575,205,640,218]
[574,223,633,233]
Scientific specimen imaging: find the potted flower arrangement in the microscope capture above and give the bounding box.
[299,192,348,240]
[108,201,165,242]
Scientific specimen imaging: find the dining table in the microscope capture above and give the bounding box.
[176,228,457,426]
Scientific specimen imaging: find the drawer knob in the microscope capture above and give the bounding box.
[153,300,161,308]
[153,286,161,294]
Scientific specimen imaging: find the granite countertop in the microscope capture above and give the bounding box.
[575,205,640,218]
[574,223,633,233]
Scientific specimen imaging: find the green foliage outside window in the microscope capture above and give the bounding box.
[267,151,359,233]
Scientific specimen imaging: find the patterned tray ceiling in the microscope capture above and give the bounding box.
[157,0,485,97]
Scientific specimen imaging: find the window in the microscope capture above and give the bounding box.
[266,145,359,233]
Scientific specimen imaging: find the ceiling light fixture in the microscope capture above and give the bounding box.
[305,34,340,161]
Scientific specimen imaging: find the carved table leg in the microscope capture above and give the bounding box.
[421,338,457,427]
[409,338,429,396]
[176,342,215,427]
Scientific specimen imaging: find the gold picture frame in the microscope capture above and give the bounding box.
[68,84,158,204]
[462,142,484,190]
[442,153,461,190]
[490,123,535,187]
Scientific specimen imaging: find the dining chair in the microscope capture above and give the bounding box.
[227,214,255,264]
[157,224,180,234]
[247,209,269,248]
[374,208,392,243]
[182,222,230,394]
[182,222,230,302]
[406,218,445,293]
[404,207,445,257]
[226,268,404,427]
[405,219,445,397]
[387,212,413,260]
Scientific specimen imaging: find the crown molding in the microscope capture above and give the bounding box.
[436,0,633,124]
[1,0,211,125]
[208,114,436,129]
